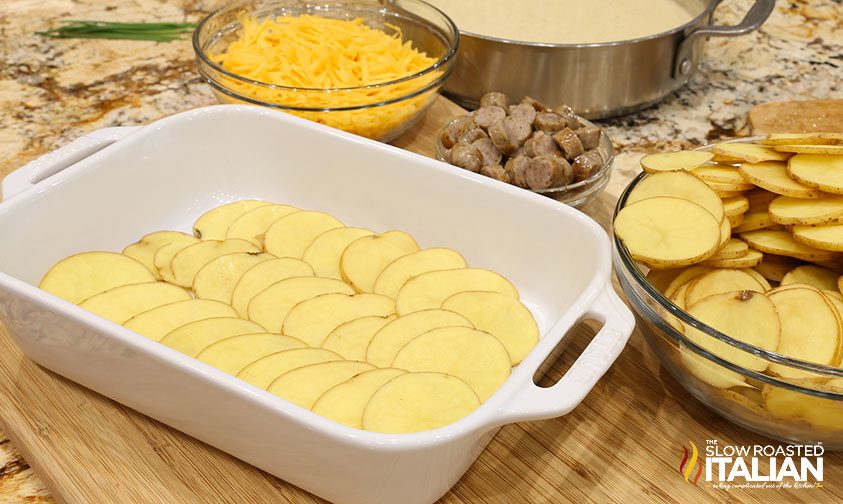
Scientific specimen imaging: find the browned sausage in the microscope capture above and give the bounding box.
[572,150,604,182]
[575,126,602,150]
[553,104,582,129]
[448,143,483,173]
[480,92,510,110]
[553,127,585,160]
[521,96,548,112]
[504,155,530,188]
[439,116,476,149]
[488,116,532,155]
[480,163,511,184]
[525,156,574,190]
[473,106,507,129]
[472,137,503,166]
[535,111,568,133]
[508,103,537,126]
[459,127,488,144]
[525,130,561,158]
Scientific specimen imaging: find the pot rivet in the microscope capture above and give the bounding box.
[679,59,692,76]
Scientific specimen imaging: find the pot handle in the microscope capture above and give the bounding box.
[1,126,141,200]
[494,285,634,424]
[673,0,775,78]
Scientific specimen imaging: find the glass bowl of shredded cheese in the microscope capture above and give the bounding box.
[194,0,459,142]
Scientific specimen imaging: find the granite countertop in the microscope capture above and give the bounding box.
[0,0,840,501]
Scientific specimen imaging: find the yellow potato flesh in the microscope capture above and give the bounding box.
[692,165,746,185]
[373,247,467,299]
[763,378,843,431]
[340,231,420,293]
[706,238,749,261]
[192,252,273,304]
[721,196,749,217]
[169,239,260,288]
[792,223,843,252]
[775,145,843,155]
[740,230,837,262]
[264,210,344,258]
[281,293,395,347]
[267,360,375,410]
[646,268,684,294]
[196,333,307,375]
[395,268,518,315]
[684,269,765,307]
[738,161,821,199]
[79,282,190,324]
[193,200,270,240]
[780,265,840,291]
[230,258,314,317]
[311,368,406,429]
[663,265,714,298]
[247,276,355,333]
[366,309,473,367]
[321,315,395,361]
[761,133,843,146]
[159,317,266,357]
[224,204,299,245]
[626,171,724,223]
[712,143,790,164]
[123,231,198,279]
[768,195,843,226]
[40,251,156,304]
[123,298,238,341]
[700,249,763,269]
[301,227,375,279]
[787,154,843,194]
[639,151,713,173]
[154,241,195,284]
[237,348,342,389]
[680,348,748,388]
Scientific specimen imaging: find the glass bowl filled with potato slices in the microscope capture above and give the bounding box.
[612,133,843,448]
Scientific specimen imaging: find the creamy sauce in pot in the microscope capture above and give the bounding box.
[427,0,703,44]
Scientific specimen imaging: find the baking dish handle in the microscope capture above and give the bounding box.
[2,126,141,200]
[496,285,634,424]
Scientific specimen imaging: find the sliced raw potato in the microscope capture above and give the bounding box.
[740,230,837,262]
[366,309,473,367]
[264,210,344,258]
[692,165,746,184]
[763,378,843,431]
[708,187,745,199]
[441,291,539,365]
[711,143,790,163]
[247,277,355,332]
[39,252,156,304]
[391,326,511,401]
[726,212,744,228]
[775,145,843,155]
[684,290,780,376]
[373,248,467,298]
[722,196,749,217]
[718,387,768,416]
[626,171,724,223]
[639,151,713,173]
[780,265,840,291]
[743,268,772,290]
[825,290,843,302]
[705,179,755,193]
[79,282,190,324]
[281,293,395,347]
[663,266,714,299]
[122,231,198,279]
[230,258,314,317]
[154,241,195,284]
[340,231,420,293]
[159,317,266,357]
[321,315,395,361]
[362,372,480,433]
[769,195,843,225]
[761,132,843,146]
[792,223,843,252]
[787,154,843,195]
[193,200,270,240]
[732,210,774,233]
[267,360,375,409]
[224,204,299,245]
[739,161,821,199]
[680,348,749,388]
[395,268,518,315]
[311,367,406,429]
[745,188,779,208]
[169,239,260,288]
[123,298,238,341]
[192,252,274,303]
[646,268,684,294]
[700,249,763,269]
[708,239,749,261]
[196,333,307,375]
[766,287,841,378]
[302,227,375,279]
[669,283,690,310]
[753,254,802,282]
[237,348,342,389]
[684,269,765,307]
[614,197,721,269]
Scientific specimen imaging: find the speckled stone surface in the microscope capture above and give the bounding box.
[0,0,840,501]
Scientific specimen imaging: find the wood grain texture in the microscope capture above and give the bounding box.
[749,100,843,134]
[0,98,841,504]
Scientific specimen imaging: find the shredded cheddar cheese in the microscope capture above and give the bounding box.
[212,15,442,140]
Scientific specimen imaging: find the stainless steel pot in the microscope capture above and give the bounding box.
[441,0,774,119]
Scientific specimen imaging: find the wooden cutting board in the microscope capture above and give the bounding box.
[749,99,843,134]
[0,97,841,504]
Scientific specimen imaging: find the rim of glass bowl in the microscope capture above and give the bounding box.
[193,0,460,94]
[613,140,843,400]
[434,115,615,195]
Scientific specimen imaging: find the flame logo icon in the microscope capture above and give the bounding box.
[679,441,703,485]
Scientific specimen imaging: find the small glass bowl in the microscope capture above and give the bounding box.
[193,0,459,142]
[435,114,614,209]
[613,138,843,449]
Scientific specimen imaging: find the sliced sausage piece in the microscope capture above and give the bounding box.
[509,103,537,126]
[554,104,582,129]
[504,155,531,188]
[525,156,574,190]
[459,127,488,144]
[535,111,568,133]
[449,143,483,173]
[473,106,507,129]
[575,126,602,150]
[488,116,532,155]
[440,116,476,150]
[480,163,511,184]
[480,92,510,110]
[553,127,585,160]
[525,130,561,158]
[521,96,548,112]
[472,137,502,166]
[572,150,604,182]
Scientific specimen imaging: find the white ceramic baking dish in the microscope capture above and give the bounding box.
[0,105,634,504]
